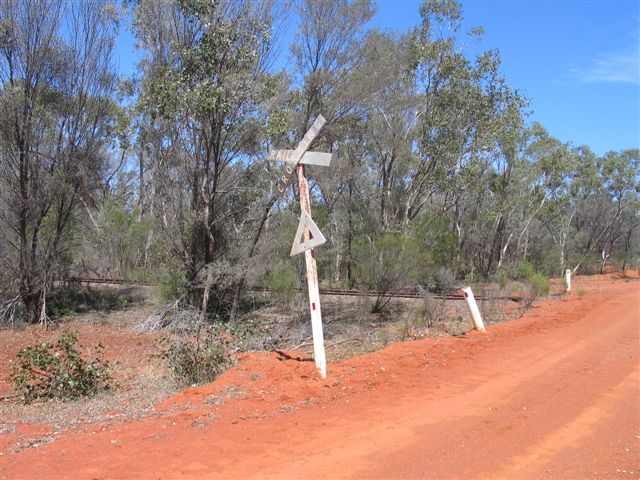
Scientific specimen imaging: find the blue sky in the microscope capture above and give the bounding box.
[116,0,640,156]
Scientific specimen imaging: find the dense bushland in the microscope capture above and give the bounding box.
[0,0,637,326]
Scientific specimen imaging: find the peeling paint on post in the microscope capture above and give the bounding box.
[270,115,331,378]
[297,163,326,378]
[270,116,327,197]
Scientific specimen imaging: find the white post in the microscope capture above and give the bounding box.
[565,269,571,292]
[297,164,327,378]
[270,115,331,379]
[462,287,485,333]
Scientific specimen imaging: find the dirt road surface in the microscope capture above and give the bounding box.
[2,274,639,479]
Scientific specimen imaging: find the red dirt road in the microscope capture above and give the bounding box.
[2,275,639,479]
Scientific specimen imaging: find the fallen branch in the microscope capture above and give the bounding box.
[0,394,19,401]
[0,295,21,325]
[289,337,314,351]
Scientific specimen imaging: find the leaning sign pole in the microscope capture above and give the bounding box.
[268,115,331,378]
[296,163,327,378]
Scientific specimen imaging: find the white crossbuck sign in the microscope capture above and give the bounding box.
[268,116,332,257]
[269,116,332,378]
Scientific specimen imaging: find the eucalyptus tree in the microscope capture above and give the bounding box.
[251,0,378,289]
[485,123,573,274]
[402,0,486,226]
[0,0,121,323]
[574,148,639,273]
[360,31,417,233]
[290,0,375,136]
[355,0,530,280]
[133,0,286,314]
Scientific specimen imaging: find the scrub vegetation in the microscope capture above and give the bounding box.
[0,0,637,375]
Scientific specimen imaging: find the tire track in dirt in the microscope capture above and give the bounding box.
[485,367,638,479]
[250,282,639,480]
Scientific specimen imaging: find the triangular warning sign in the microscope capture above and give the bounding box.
[290,211,326,256]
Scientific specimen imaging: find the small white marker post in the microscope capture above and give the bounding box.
[269,116,331,378]
[565,269,571,292]
[462,287,486,333]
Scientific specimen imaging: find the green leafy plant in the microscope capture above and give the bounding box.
[496,269,507,289]
[161,326,235,387]
[264,265,299,297]
[156,266,186,302]
[516,260,535,281]
[11,332,112,404]
[529,272,550,296]
[354,233,425,313]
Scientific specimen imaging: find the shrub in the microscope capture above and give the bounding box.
[161,326,235,387]
[529,272,550,296]
[516,260,535,281]
[464,270,479,284]
[432,267,457,293]
[354,234,424,313]
[265,265,299,297]
[11,332,112,404]
[418,285,445,329]
[157,266,186,302]
[496,269,507,289]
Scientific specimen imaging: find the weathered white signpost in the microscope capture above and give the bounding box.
[268,115,331,378]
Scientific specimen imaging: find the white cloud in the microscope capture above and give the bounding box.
[572,49,640,85]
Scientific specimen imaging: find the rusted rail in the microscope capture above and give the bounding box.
[251,286,524,302]
[59,277,158,287]
[66,277,526,302]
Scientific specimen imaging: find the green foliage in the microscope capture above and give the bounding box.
[47,285,143,317]
[516,260,535,280]
[89,188,154,278]
[412,215,460,275]
[161,327,235,387]
[11,332,112,404]
[265,265,299,296]
[496,269,507,289]
[354,233,426,312]
[430,267,457,292]
[464,271,480,284]
[529,272,550,297]
[354,234,422,289]
[157,267,186,302]
[515,260,549,299]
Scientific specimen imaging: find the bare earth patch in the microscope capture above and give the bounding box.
[1,273,637,479]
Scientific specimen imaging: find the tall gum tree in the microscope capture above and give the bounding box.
[0,0,120,323]
[134,0,285,314]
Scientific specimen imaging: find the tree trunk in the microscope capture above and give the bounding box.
[622,226,633,271]
[229,195,277,321]
[486,216,505,276]
[497,232,513,270]
[346,182,354,287]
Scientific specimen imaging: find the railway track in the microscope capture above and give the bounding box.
[64,277,527,302]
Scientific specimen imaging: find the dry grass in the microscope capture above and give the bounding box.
[1,282,522,453]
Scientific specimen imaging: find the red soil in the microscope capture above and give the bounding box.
[1,273,639,479]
